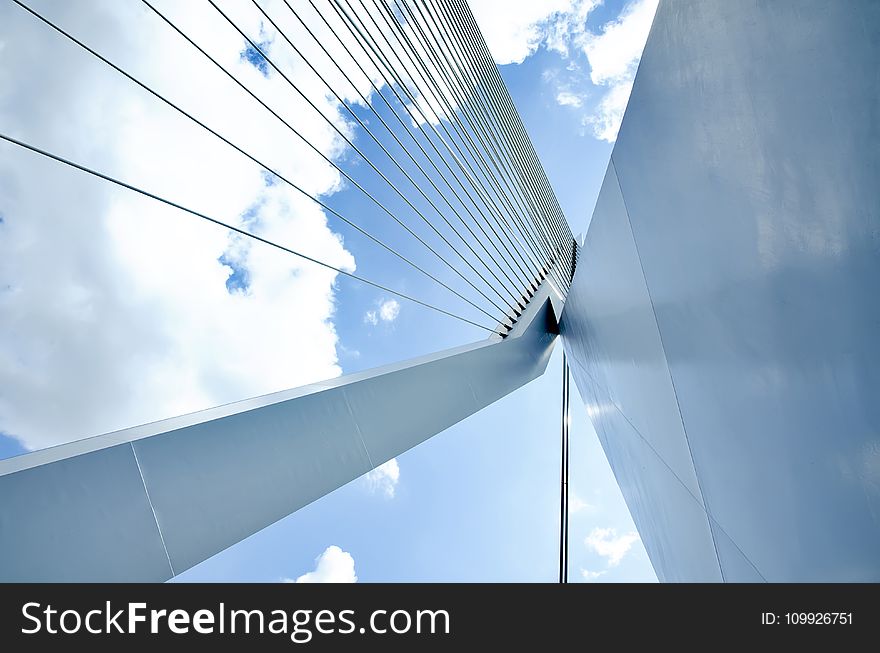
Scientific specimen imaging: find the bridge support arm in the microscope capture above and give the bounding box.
[0,288,558,581]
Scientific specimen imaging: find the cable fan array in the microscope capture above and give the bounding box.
[3,0,576,335]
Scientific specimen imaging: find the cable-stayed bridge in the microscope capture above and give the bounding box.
[2,0,879,583]
[0,0,575,581]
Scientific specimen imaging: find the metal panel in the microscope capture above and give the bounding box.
[561,162,721,580]
[562,164,705,505]
[0,444,171,582]
[132,389,373,575]
[708,518,764,583]
[0,285,558,581]
[347,313,555,465]
[586,382,723,583]
[565,0,880,581]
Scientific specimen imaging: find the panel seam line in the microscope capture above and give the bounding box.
[342,389,375,469]
[570,353,767,581]
[610,156,728,582]
[130,442,176,578]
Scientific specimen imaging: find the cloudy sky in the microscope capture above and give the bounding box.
[0,0,658,582]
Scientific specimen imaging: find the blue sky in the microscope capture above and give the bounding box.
[0,0,658,582]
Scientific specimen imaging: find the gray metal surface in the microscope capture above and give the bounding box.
[562,0,880,581]
[562,165,722,582]
[0,285,559,581]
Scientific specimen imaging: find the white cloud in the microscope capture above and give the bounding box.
[580,568,606,581]
[585,527,640,567]
[470,0,658,143]
[378,298,400,322]
[285,545,357,583]
[577,0,658,141]
[584,78,634,142]
[569,492,595,514]
[364,457,400,498]
[0,0,656,455]
[364,298,399,326]
[543,0,602,58]
[468,0,576,65]
[0,1,414,450]
[578,0,658,86]
[556,90,584,108]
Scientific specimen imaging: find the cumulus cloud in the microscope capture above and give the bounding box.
[555,90,584,108]
[577,0,657,86]
[585,527,640,567]
[470,0,658,142]
[0,0,654,455]
[285,545,358,583]
[365,457,400,498]
[541,0,601,58]
[545,0,658,141]
[0,0,445,450]
[364,298,400,327]
[379,299,400,322]
[585,78,635,142]
[467,0,576,65]
[580,568,606,581]
[577,0,658,141]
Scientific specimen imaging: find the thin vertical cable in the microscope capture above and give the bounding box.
[559,351,569,584]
